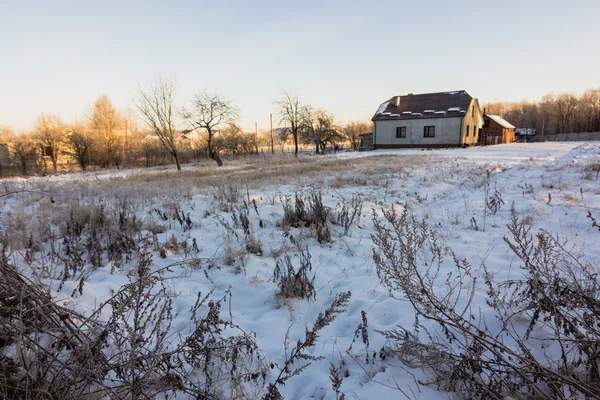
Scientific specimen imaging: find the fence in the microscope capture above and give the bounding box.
[526,132,600,142]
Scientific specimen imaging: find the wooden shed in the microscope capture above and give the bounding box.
[481,114,515,145]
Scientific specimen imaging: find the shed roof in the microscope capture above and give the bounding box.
[372,90,474,121]
[485,114,515,129]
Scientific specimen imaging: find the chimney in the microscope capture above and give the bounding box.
[395,96,401,107]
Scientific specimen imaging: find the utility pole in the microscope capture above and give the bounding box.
[255,122,259,154]
[270,113,274,154]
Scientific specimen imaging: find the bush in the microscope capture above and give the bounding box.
[372,205,600,399]
[0,259,108,399]
[0,246,269,399]
[273,248,316,299]
[280,191,331,243]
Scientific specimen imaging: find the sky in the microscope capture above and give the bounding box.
[1,0,599,132]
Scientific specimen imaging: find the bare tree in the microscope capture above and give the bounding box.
[581,88,600,132]
[555,93,579,133]
[34,113,64,172]
[482,88,600,136]
[0,126,13,141]
[134,75,182,171]
[300,106,340,154]
[65,123,94,170]
[220,123,255,155]
[9,139,30,175]
[89,95,123,168]
[344,121,371,150]
[275,90,302,156]
[181,91,238,166]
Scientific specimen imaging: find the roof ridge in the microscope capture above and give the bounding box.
[395,90,468,97]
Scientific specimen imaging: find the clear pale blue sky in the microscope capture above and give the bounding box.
[1,0,599,132]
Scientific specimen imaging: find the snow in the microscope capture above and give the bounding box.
[448,107,461,112]
[375,101,391,115]
[3,141,600,399]
[434,110,446,115]
[516,128,536,135]
[424,109,434,113]
[402,111,412,114]
[487,114,516,129]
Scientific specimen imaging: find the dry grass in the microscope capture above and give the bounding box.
[1,154,435,212]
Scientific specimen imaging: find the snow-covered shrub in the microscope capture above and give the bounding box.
[0,258,108,400]
[273,248,316,299]
[0,245,269,399]
[279,191,331,243]
[372,205,600,399]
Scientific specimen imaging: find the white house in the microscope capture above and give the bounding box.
[371,90,483,148]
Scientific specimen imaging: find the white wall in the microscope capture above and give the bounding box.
[374,117,463,146]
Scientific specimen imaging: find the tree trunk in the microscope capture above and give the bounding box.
[210,151,223,166]
[207,132,223,167]
[293,131,299,157]
[173,152,182,171]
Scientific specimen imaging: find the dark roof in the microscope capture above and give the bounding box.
[372,90,475,121]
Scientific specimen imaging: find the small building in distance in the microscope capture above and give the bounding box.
[359,132,373,151]
[515,128,536,142]
[371,90,483,149]
[481,114,515,145]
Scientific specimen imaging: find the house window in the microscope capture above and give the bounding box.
[396,126,406,138]
[472,105,474,117]
[424,126,435,137]
[466,126,470,137]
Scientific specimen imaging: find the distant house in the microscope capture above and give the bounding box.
[515,128,536,142]
[371,90,483,148]
[482,114,515,145]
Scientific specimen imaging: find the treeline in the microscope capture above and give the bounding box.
[484,88,600,134]
[0,76,372,175]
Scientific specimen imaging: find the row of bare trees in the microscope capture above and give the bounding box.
[484,88,600,135]
[0,96,140,175]
[276,89,370,155]
[135,79,371,171]
[0,76,372,175]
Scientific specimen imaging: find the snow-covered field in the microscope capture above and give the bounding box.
[2,141,600,399]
